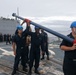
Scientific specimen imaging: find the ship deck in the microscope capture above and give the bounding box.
[0,42,64,75]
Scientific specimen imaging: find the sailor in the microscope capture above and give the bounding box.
[12,24,29,75]
[6,34,11,44]
[60,21,76,75]
[21,21,31,65]
[28,26,42,75]
[40,29,49,60]
[22,20,43,75]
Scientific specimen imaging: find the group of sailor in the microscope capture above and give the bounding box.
[12,19,49,75]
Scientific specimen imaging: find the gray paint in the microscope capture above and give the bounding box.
[0,18,18,34]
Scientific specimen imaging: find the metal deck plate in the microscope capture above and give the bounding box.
[0,42,64,75]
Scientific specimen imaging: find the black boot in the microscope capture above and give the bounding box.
[41,54,44,60]
[11,70,16,75]
[47,55,49,60]
[27,71,32,75]
[23,67,28,72]
[35,70,40,75]
[41,57,44,60]
[27,69,32,75]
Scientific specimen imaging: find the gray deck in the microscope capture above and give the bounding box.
[0,42,64,75]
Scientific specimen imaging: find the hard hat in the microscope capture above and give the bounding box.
[35,26,40,30]
[70,21,76,28]
[17,25,23,30]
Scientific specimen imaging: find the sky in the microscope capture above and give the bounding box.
[0,0,76,18]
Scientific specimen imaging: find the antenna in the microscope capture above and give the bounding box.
[17,7,20,23]
[17,7,19,16]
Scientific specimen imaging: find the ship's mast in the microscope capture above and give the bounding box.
[16,7,20,23]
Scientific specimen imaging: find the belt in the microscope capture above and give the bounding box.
[73,59,76,61]
[21,47,24,49]
[17,46,25,50]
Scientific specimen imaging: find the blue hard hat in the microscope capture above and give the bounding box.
[35,26,40,29]
[17,25,23,30]
[70,21,76,28]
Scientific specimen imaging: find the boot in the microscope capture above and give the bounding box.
[41,57,44,60]
[41,54,44,60]
[16,67,19,71]
[27,69,32,75]
[27,71,32,75]
[23,67,28,72]
[11,70,16,75]
[47,55,49,60]
[35,70,40,75]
